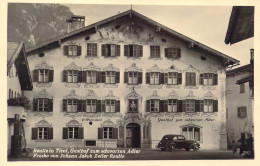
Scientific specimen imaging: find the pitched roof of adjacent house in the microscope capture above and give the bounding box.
[26,9,239,66]
[226,63,253,76]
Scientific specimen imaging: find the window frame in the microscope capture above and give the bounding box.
[185,99,195,113]
[181,126,201,142]
[67,99,78,113]
[150,99,160,112]
[186,72,196,86]
[37,127,48,140]
[128,99,138,113]
[150,45,160,58]
[68,127,79,139]
[86,99,97,113]
[165,47,181,59]
[105,100,116,113]
[67,70,78,83]
[150,72,160,85]
[238,106,247,118]
[87,43,97,57]
[168,99,178,113]
[166,72,178,85]
[128,71,139,85]
[37,98,49,112]
[38,69,49,83]
[105,71,116,84]
[203,99,214,113]
[103,127,113,139]
[86,70,97,84]
[68,45,78,56]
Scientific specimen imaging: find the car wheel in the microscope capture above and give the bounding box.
[193,145,199,152]
[169,145,175,152]
[185,148,190,151]
[161,148,166,151]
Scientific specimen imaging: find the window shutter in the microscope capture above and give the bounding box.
[63,45,69,56]
[33,98,38,111]
[200,100,204,112]
[47,128,53,139]
[113,128,118,139]
[32,128,38,140]
[78,127,84,139]
[177,100,183,112]
[195,100,200,112]
[33,69,39,82]
[82,71,87,83]
[115,72,120,83]
[159,73,164,84]
[213,100,218,112]
[191,73,196,86]
[101,44,106,56]
[177,48,181,58]
[124,45,129,57]
[159,100,164,112]
[213,74,218,85]
[186,73,190,86]
[124,72,128,84]
[164,100,168,112]
[82,100,86,112]
[146,100,150,112]
[78,71,82,83]
[138,45,143,57]
[63,70,68,82]
[165,48,169,58]
[96,71,101,83]
[102,100,106,112]
[77,100,82,112]
[101,72,106,83]
[177,73,182,84]
[96,100,102,112]
[116,45,120,56]
[77,46,81,56]
[98,128,103,139]
[63,127,68,139]
[164,73,168,84]
[138,72,142,84]
[115,100,120,112]
[199,74,204,85]
[237,107,241,117]
[48,99,53,112]
[49,70,54,82]
[182,100,186,112]
[63,99,67,112]
[146,72,150,84]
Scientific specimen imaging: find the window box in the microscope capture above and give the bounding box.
[8,97,31,110]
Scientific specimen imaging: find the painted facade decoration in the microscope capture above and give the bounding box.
[23,10,239,150]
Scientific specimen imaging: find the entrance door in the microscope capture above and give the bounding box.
[126,123,140,148]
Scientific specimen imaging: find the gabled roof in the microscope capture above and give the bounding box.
[226,63,253,76]
[26,9,239,66]
[8,41,33,90]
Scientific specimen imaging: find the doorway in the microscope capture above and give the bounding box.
[126,123,140,148]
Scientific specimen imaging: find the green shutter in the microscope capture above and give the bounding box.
[48,128,53,139]
[63,127,68,139]
[63,99,67,112]
[32,128,38,140]
[98,128,103,139]
[33,69,39,82]
[113,128,118,139]
[146,73,150,84]
[77,46,81,56]
[146,100,150,112]
[49,70,54,82]
[177,73,182,84]
[63,45,69,56]
[78,127,84,139]
[33,98,38,111]
[63,70,68,82]
[48,99,53,112]
[213,100,218,112]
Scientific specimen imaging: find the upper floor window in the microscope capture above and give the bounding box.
[87,43,97,56]
[184,99,195,112]
[86,71,97,84]
[63,45,81,56]
[33,98,53,112]
[150,99,160,112]
[203,100,213,113]
[200,73,218,86]
[124,45,143,57]
[67,99,78,113]
[186,72,196,86]
[240,83,245,93]
[86,99,96,113]
[32,127,53,140]
[106,71,116,84]
[238,106,247,118]
[124,72,142,85]
[165,72,182,85]
[63,70,82,83]
[101,44,120,57]
[128,99,138,113]
[168,99,177,113]
[33,69,54,83]
[63,127,84,139]
[150,45,160,58]
[165,47,181,59]
[105,100,115,113]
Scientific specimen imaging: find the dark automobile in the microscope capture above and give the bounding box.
[157,134,200,151]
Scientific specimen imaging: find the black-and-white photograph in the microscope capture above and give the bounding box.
[5,3,254,161]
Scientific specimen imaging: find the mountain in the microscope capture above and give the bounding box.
[8,3,74,48]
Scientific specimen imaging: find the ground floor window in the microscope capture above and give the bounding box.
[103,127,113,139]
[38,127,48,139]
[63,127,84,139]
[98,127,118,139]
[32,127,53,140]
[181,126,201,141]
[68,127,79,139]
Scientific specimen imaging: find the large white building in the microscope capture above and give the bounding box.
[22,10,239,150]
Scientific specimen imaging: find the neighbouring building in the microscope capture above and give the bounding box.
[7,41,33,155]
[226,49,254,145]
[23,10,239,150]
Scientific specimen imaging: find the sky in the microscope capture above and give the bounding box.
[65,4,254,67]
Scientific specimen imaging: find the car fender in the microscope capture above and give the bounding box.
[189,143,200,149]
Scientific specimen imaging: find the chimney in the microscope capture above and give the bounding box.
[66,15,85,33]
[250,48,254,65]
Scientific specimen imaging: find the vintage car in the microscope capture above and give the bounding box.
[157,134,200,151]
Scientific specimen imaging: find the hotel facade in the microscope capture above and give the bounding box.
[22,10,239,150]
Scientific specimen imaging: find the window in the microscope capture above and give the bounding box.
[67,99,78,112]
[38,127,48,139]
[150,72,159,85]
[34,69,54,83]
[86,71,97,83]
[103,127,113,139]
[69,45,78,56]
[101,44,120,57]
[165,48,181,58]
[204,100,213,113]
[164,72,182,85]
[38,69,49,82]
[185,100,195,112]
[68,70,78,83]
[128,99,138,112]
[105,100,115,113]
[106,71,116,84]
[150,45,160,58]
[128,72,138,85]
[238,107,247,118]
[150,100,160,112]
[38,99,49,111]
[124,45,143,57]
[186,72,196,86]
[240,83,245,93]
[68,127,79,139]
[86,99,96,113]
[168,99,177,113]
[200,73,218,86]
[87,43,97,56]
[64,45,81,56]
[182,127,201,141]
